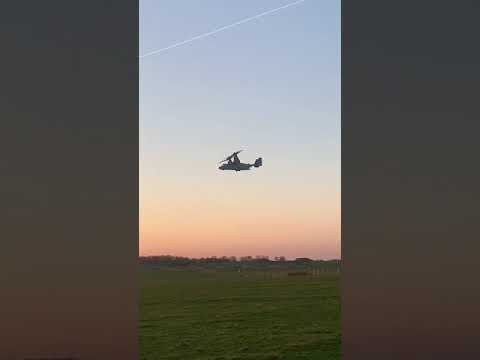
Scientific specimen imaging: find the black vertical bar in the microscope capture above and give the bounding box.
[0,1,138,359]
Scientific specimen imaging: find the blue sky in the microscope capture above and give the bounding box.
[140,0,340,259]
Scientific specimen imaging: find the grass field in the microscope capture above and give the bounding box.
[140,267,340,360]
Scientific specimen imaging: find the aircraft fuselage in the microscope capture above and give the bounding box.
[218,162,253,171]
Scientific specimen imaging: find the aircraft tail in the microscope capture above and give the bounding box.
[253,157,263,168]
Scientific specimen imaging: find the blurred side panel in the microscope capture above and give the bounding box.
[0,1,138,359]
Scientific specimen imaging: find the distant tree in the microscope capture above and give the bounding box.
[139,255,340,270]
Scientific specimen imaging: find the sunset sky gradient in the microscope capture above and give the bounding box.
[140,0,340,259]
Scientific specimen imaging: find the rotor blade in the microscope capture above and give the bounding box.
[219,155,232,164]
[219,150,242,163]
[230,150,242,158]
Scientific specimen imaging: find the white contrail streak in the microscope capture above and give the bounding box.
[139,0,306,58]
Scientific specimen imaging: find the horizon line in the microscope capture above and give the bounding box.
[139,254,341,261]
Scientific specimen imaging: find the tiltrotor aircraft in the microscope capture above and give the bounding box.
[218,150,262,172]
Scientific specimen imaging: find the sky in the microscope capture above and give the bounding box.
[140,0,340,259]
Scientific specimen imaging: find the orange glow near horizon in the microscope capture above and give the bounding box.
[140,174,340,259]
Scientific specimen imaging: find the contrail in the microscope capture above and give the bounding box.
[139,0,306,59]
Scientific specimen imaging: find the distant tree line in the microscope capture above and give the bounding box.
[139,255,341,271]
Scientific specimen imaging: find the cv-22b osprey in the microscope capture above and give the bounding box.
[218,150,262,172]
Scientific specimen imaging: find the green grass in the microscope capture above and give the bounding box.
[140,268,340,360]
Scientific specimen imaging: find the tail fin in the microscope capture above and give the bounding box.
[254,157,262,168]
